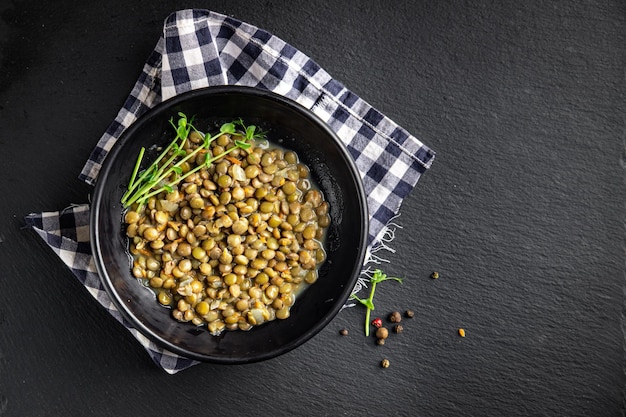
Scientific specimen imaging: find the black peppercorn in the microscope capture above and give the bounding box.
[405,310,415,318]
[389,311,402,323]
[376,327,389,340]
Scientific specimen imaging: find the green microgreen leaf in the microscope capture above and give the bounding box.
[246,125,256,140]
[351,294,374,310]
[220,122,236,134]
[235,139,252,150]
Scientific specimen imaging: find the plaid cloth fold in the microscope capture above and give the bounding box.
[25,9,435,374]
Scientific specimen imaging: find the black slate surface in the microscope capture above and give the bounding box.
[1,1,624,416]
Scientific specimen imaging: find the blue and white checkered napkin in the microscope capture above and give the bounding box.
[25,9,435,373]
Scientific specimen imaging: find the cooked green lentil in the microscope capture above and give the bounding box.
[124,129,330,335]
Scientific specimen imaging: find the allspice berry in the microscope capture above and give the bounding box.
[376,327,389,340]
[389,311,402,323]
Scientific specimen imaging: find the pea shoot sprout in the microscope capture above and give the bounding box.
[121,113,265,210]
[351,269,403,336]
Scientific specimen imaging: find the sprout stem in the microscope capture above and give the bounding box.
[351,269,403,336]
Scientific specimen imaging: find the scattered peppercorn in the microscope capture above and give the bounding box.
[458,328,466,337]
[388,311,402,323]
[371,317,383,328]
[431,271,439,279]
[381,359,390,368]
[339,328,348,336]
[393,324,403,334]
[376,327,389,340]
[376,338,386,346]
[405,310,414,318]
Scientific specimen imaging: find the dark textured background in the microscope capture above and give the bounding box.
[1,1,624,416]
